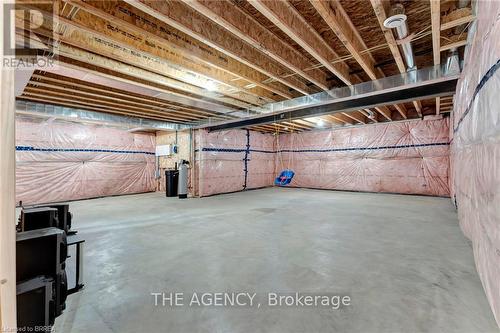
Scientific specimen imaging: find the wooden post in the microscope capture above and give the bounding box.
[0,31,17,333]
[0,0,17,330]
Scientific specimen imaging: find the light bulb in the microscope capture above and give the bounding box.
[205,81,217,92]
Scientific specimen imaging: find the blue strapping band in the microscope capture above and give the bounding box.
[16,146,155,155]
[200,142,449,154]
[243,129,250,189]
[453,59,500,133]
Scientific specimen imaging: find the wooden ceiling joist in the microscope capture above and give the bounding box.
[309,0,377,81]
[24,84,205,121]
[290,120,315,129]
[269,122,300,132]
[254,124,279,131]
[22,90,201,122]
[294,119,318,127]
[394,104,408,119]
[57,1,278,104]
[430,0,441,115]
[440,39,467,52]
[16,27,245,114]
[185,0,384,125]
[245,1,387,125]
[440,7,474,31]
[249,125,273,131]
[58,54,244,115]
[281,121,310,130]
[124,0,314,96]
[28,78,217,119]
[431,0,441,65]
[16,10,261,109]
[181,0,330,91]
[359,109,378,123]
[64,0,292,100]
[18,95,190,123]
[326,114,353,125]
[29,73,227,118]
[374,106,392,121]
[248,0,351,85]
[341,112,366,124]
[310,0,406,120]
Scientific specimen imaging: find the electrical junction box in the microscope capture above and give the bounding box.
[156,144,173,156]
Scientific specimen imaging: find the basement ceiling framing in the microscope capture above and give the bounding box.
[15,0,474,133]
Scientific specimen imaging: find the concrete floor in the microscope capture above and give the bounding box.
[55,188,498,333]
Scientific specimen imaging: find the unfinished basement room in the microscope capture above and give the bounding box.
[1,0,499,332]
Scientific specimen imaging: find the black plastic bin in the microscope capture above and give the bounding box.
[165,169,179,197]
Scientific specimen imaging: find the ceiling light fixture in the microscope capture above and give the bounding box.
[205,80,217,92]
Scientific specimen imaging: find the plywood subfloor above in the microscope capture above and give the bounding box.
[15,0,471,132]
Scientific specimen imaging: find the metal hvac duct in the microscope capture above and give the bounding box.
[199,65,460,131]
[445,48,461,73]
[458,0,470,9]
[383,4,416,71]
[16,100,190,131]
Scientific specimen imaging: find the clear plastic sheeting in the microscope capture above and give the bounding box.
[194,118,450,197]
[195,129,275,196]
[450,0,500,325]
[247,133,276,190]
[275,118,450,196]
[16,116,156,205]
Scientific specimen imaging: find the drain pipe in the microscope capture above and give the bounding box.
[383,4,416,71]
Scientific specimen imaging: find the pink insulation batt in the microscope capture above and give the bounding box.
[276,118,450,196]
[16,117,156,205]
[194,118,450,198]
[450,0,500,325]
[196,129,275,197]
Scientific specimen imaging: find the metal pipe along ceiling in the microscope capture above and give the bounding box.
[383,4,416,71]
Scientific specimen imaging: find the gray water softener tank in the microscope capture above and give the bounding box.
[178,160,189,199]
